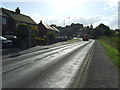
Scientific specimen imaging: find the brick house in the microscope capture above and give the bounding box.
[1,7,37,36]
[37,21,60,37]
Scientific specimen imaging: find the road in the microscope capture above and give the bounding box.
[2,40,95,88]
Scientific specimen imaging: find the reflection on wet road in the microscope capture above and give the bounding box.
[2,40,95,88]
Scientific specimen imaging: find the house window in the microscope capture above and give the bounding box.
[2,17,7,24]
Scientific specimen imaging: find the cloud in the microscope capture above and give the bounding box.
[2,0,118,29]
[35,14,117,29]
[118,1,120,29]
[103,0,118,11]
[1,0,52,2]
[7,0,120,2]
[105,0,118,8]
[26,1,120,30]
[108,14,118,29]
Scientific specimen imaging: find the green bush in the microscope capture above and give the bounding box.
[35,37,47,45]
[99,36,119,50]
[46,32,56,43]
[17,24,29,39]
[31,29,38,38]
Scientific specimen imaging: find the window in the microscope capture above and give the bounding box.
[2,17,7,24]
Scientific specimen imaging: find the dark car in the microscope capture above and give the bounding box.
[82,34,89,41]
[4,35,17,39]
[0,36,13,48]
[4,35,17,47]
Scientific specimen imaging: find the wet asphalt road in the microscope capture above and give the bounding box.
[2,40,94,88]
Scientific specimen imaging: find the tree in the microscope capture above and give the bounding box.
[104,29,111,36]
[94,27,104,38]
[98,23,110,30]
[97,23,111,36]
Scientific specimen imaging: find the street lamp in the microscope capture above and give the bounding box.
[64,17,70,26]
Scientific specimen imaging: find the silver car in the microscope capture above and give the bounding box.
[0,36,13,48]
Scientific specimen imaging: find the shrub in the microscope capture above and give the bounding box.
[35,37,47,45]
[99,36,119,50]
[117,32,120,51]
[46,32,56,43]
[17,24,29,39]
[30,25,39,38]
[16,24,30,48]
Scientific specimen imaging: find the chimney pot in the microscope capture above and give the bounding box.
[15,7,20,14]
[40,20,42,23]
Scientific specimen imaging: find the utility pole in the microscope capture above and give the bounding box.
[64,17,70,27]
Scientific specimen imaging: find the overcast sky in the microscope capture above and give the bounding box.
[1,0,119,29]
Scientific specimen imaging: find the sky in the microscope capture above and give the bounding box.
[1,0,119,29]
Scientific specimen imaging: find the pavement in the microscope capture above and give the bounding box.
[2,41,70,59]
[83,40,119,88]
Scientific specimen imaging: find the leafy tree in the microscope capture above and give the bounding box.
[86,26,89,29]
[94,27,104,37]
[98,23,110,30]
[97,23,112,36]
[104,29,112,36]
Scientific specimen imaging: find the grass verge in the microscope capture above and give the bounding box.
[99,40,120,75]
[68,38,81,43]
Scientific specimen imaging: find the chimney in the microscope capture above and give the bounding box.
[15,7,20,14]
[40,20,42,23]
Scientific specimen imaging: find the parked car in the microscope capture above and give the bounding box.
[0,36,13,48]
[4,35,17,47]
[4,35,17,39]
[82,34,89,41]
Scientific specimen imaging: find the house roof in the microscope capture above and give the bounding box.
[42,22,54,30]
[51,26,60,32]
[0,9,9,17]
[41,22,60,32]
[0,8,8,17]
[1,8,37,25]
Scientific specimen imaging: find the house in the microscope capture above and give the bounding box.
[1,7,37,36]
[37,20,60,37]
[51,26,60,33]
